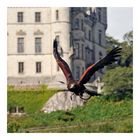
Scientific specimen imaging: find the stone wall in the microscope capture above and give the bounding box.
[41,91,86,113]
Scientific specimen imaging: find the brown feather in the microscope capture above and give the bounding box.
[78,47,122,85]
[53,39,75,84]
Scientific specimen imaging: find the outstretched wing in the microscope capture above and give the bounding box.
[78,47,122,85]
[53,39,75,84]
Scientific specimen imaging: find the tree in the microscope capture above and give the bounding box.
[120,31,133,67]
[106,31,133,67]
[119,41,133,67]
[102,67,133,101]
[105,36,121,69]
[106,35,121,52]
[102,31,133,101]
[123,31,133,46]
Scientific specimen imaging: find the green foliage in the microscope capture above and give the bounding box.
[103,31,133,101]
[106,30,133,68]
[106,35,121,50]
[58,112,75,122]
[7,121,21,132]
[119,41,133,67]
[102,67,133,101]
[123,31,133,46]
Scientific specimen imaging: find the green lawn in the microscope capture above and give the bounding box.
[8,87,57,114]
[7,88,133,133]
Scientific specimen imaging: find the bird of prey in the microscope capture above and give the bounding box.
[53,39,122,100]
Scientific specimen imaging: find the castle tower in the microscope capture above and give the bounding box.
[50,8,72,84]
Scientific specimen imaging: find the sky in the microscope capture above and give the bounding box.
[106,7,133,41]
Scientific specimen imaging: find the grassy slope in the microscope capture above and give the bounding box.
[7,90,133,133]
[8,89,57,114]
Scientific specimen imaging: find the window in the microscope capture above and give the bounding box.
[56,10,59,20]
[18,62,24,74]
[55,35,60,45]
[75,43,80,58]
[98,8,101,22]
[17,12,23,22]
[76,66,80,80]
[99,51,103,73]
[36,62,41,73]
[55,35,63,56]
[81,44,84,59]
[89,30,91,41]
[98,30,102,45]
[99,51,103,57]
[81,19,84,31]
[35,12,41,22]
[84,27,87,39]
[74,18,79,29]
[85,47,90,61]
[98,12,101,22]
[17,37,24,53]
[35,37,41,53]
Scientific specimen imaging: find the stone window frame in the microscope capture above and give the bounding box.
[56,10,59,20]
[74,18,80,29]
[36,61,42,73]
[17,12,24,23]
[17,37,24,53]
[55,35,60,45]
[34,30,43,36]
[18,62,24,74]
[98,30,102,46]
[81,19,84,31]
[74,42,80,59]
[75,66,80,80]
[55,34,63,57]
[35,12,41,22]
[88,30,91,41]
[35,37,42,53]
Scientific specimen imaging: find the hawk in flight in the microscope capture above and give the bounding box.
[53,39,121,100]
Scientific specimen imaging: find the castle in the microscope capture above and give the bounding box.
[7,7,107,87]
